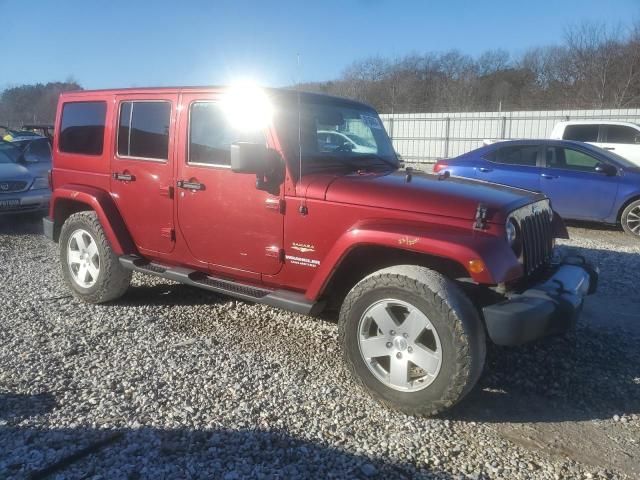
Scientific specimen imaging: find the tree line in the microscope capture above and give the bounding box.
[0,81,81,128]
[298,21,640,113]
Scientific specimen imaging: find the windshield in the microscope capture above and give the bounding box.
[275,95,398,174]
[0,142,21,164]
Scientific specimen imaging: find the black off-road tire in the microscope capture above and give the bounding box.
[59,211,131,303]
[621,200,640,238]
[339,265,486,416]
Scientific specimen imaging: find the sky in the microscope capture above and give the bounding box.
[1,0,639,91]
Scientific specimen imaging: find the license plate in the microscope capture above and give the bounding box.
[0,199,20,209]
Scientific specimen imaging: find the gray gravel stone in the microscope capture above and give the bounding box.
[0,214,638,479]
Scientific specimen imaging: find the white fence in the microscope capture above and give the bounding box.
[380,108,640,164]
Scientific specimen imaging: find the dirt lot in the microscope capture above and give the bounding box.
[1,214,638,479]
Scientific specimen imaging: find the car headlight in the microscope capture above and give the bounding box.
[505,217,522,257]
[30,177,49,190]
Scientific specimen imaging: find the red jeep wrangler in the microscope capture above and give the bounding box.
[44,86,597,416]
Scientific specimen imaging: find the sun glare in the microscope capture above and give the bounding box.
[220,81,274,132]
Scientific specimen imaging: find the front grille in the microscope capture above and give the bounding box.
[0,180,28,193]
[512,201,554,275]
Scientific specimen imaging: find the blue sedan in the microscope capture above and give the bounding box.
[434,140,640,237]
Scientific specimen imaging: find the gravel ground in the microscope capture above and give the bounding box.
[0,214,638,479]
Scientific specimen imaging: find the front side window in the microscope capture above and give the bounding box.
[59,101,107,155]
[489,145,538,166]
[118,101,171,160]
[188,102,265,166]
[546,147,600,172]
[563,124,599,142]
[605,125,639,144]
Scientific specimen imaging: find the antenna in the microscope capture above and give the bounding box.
[296,53,308,215]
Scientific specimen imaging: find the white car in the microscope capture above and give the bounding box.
[550,120,640,166]
[317,130,377,154]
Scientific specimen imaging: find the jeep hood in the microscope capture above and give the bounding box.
[301,171,546,223]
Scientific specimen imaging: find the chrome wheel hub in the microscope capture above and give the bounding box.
[67,229,100,288]
[358,298,443,392]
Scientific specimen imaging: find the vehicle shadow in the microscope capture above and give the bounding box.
[0,212,45,236]
[0,400,453,479]
[0,392,57,422]
[446,322,640,424]
[112,282,225,308]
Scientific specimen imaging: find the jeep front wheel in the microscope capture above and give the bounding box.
[339,265,486,416]
[59,211,131,303]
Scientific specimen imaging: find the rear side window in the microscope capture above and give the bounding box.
[605,125,639,144]
[118,101,171,160]
[489,145,539,166]
[59,102,107,155]
[563,124,599,142]
[188,102,265,166]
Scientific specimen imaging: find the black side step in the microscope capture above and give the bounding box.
[119,255,321,315]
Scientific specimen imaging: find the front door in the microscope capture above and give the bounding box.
[540,145,619,220]
[110,95,178,254]
[175,93,284,275]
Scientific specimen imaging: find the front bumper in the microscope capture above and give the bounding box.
[482,257,598,346]
[0,189,50,215]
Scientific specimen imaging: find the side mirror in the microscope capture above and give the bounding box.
[230,142,280,175]
[594,163,617,176]
[634,134,640,145]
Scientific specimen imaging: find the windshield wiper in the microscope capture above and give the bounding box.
[349,154,398,170]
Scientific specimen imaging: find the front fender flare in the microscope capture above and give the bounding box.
[51,185,136,255]
[305,221,523,301]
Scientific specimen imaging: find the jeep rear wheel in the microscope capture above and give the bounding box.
[339,265,486,416]
[621,200,640,237]
[59,211,131,303]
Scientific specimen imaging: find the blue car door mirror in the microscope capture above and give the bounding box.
[594,163,617,176]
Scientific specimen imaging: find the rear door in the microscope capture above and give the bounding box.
[561,123,601,148]
[175,92,284,275]
[599,124,640,165]
[539,145,619,220]
[476,144,542,192]
[110,95,178,254]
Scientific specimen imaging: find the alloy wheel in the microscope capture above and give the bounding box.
[67,229,100,288]
[625,205,640,236]
[358,298,442,392]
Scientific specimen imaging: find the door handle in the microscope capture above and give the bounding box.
[176,180,206,191]
[478,167,493,173]
[603,147,615,150]
[112,172,135,181]
[541,173,558,179]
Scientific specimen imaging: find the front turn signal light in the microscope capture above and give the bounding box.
[468,259,486,274]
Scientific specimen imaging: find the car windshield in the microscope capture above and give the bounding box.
[275,95,399,174]
[0,141,21,164]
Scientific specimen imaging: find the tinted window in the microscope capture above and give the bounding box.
[490,145,539,166]
[546,147,600,171]
[118,101,171,160]
[188,102,265,166]
[563,124,599,142]
[606,125,639,144]
[59,102,107,155]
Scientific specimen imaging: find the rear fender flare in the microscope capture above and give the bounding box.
[51,186,136,255]
[306,222,523,301]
